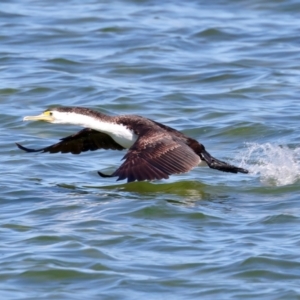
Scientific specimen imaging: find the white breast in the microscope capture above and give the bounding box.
[103,122,138,149]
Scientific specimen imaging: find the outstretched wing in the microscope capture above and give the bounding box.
[16,128,125,154]
[99,130,200,182]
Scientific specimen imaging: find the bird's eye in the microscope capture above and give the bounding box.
[49,112,53,116]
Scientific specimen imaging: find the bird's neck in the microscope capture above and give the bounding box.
[64,112,138,149]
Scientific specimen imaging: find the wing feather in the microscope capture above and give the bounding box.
[111,131,200,182]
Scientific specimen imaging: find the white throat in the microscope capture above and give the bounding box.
[55,112,138,149]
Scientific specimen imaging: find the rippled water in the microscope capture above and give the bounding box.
[2,0,300,299]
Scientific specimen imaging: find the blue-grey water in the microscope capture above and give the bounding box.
[2,0,300,299]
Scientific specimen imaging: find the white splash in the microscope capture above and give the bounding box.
[237,143,300,186]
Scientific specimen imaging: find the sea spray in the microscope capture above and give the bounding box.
[236,143,300,186]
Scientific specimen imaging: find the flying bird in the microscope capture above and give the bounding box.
[17,107,248,182]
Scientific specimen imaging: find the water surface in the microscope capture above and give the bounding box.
[1,0,300,299]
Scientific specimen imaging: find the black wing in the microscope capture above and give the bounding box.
[16,128,125,154]
[99,130,200,182]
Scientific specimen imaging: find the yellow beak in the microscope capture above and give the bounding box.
[23,111,54,122]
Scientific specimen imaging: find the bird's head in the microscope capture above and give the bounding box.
[23,107,77,124]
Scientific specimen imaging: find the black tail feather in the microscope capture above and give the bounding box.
[200,149,248,174]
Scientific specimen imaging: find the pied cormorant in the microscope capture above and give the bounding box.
[16,106,248,182]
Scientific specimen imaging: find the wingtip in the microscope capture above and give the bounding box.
[16,142,41,153]
[97,171,115,178]
[16,142,28,151]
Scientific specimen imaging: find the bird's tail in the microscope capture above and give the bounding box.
[200,148,248,174]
